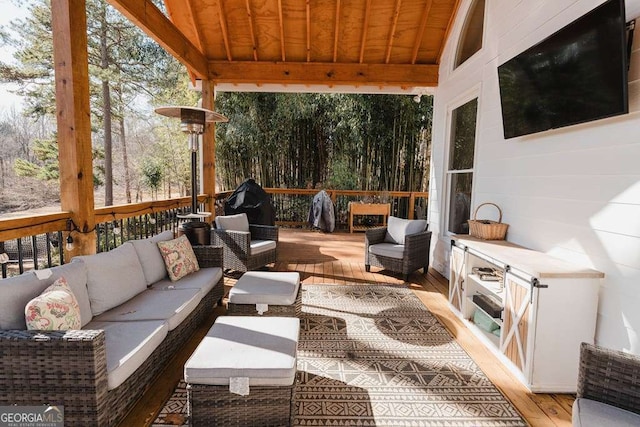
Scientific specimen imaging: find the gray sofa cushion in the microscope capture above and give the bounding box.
[150,267,223,297]
[74,243,147,316]
[0,262,91,329]
[85,320,168,390]
[93,288,201,331]
[130,230,174,286]
[184,316,299,386]
[573,398,640,427]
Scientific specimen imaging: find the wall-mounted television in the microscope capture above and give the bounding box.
[498,0,629,139]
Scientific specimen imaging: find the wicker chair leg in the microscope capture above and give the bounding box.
[365,265,370,272]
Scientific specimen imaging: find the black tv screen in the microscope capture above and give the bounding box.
[498,0,628,139]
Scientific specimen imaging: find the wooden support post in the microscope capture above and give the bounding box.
[409,192,416,219]
[201,80,217,222]
[51,0,96,260]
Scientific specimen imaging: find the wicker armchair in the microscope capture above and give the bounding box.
[212,213,278,272]
[365,224,431,282]
[573,342,640,426]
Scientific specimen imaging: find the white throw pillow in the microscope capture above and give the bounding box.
[215,213,250,232]
[384,216,428,245]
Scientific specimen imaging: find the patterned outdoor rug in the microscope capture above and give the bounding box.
[153,284,526,426]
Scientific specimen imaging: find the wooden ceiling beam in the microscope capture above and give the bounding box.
[106,0,208,78]
[208,61,438,86]
[385,0,402,64]
[411,0,433,64]
[333,0,341,63]
[278,0,286,61]
[245,0,258,61]
[184,0,205,53]
[359,0,372,63]
[216,0,233,61]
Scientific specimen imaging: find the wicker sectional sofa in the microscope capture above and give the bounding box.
[0,230,224,426]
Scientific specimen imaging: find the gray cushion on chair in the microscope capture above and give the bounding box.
[369,243,405,259]
[130,230,174,286]
[184,316,299,386]
[215,213,250,232]
[250,239,277,255]
[572,398,640,426]
[384,216,427,245]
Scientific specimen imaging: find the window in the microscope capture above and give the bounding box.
[454,0,485,68]
[447,98,478,234]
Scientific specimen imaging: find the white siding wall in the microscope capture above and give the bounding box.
[430,0,640,353]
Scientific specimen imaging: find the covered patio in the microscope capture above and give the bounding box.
[1,0,639,426]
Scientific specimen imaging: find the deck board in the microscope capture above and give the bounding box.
[118,229,573,426]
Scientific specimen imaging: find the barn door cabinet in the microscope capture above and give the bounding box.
[448,236,604,393]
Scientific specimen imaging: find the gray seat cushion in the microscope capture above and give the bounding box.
[151,267,223,297]
[184,316,299,386]
[250,239,277,255]
[93,288,201,331]
[0,262,92,329]
[129,230,174,285]
[573,398,640,427]
[85,320,168,390]
[230,272,300,305]
[369,242,405,259]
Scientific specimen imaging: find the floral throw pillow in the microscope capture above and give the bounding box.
[25,276,81,330]
[157,234,200,282]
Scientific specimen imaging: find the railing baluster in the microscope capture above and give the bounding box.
[31,235,39,270]
[17,238,24,274]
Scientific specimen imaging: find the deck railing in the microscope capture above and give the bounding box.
[1,189,427,278]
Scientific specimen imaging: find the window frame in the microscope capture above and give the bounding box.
[443,91,481,237]
[453,0,487,71]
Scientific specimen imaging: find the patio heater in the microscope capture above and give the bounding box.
[154,106,228,245]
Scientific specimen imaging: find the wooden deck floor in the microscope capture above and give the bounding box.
[120,229,573,426]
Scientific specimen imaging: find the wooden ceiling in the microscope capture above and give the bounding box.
[108,0,461,91]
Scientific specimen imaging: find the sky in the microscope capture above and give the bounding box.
[0,0,28,111]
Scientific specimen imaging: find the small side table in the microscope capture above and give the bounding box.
[349,203,390,233]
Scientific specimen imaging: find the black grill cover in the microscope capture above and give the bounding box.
[224,178,275,226]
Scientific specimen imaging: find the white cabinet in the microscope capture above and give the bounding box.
[448,236,603,393]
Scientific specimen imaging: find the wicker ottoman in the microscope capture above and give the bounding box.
[228,271,302,316]
[185,316,300,426]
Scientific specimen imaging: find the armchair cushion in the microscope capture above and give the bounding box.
[369,243,405,260]
[384,216,428,245]
[215,213,250,232]
[250,239,277,255]
[573,398,640,427]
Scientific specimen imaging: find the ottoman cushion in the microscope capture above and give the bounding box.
[185,316,299,386]
[229,272,300,305]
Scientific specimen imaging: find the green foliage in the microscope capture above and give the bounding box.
[215,92,432,193]
[141,159,163,191]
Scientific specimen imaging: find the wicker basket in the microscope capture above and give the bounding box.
[468,203,509,240]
